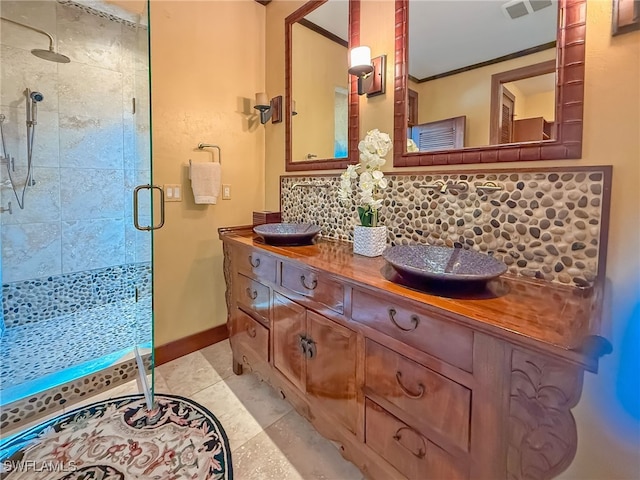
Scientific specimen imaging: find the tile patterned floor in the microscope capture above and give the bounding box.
[15,340,365,479]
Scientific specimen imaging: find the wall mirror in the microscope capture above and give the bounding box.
[393,0,586,167]
[286,0,359,171]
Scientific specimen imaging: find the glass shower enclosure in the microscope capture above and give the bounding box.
[0,0,154,432]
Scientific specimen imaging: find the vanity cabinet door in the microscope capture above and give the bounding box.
[306,310,358,435]
[272,292,307,392]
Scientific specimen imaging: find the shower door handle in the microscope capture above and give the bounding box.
[133,184,165,231]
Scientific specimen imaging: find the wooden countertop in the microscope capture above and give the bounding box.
[220,227,610,371]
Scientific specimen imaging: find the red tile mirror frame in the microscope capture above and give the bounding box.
[393,0,587,167]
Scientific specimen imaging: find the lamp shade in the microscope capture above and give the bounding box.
[255,92,269,107]
[348,46,374,77]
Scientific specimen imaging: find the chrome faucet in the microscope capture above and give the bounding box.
[418,180,468,194]
[292,182,331,189]
[445,181,469,193]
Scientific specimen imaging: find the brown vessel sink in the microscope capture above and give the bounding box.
[253,223,321,246]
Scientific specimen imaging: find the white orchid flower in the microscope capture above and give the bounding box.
[339,129,391,227]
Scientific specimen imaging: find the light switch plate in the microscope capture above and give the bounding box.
[164,184,182,202]
[222,184,231,200]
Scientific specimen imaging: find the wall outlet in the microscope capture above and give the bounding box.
[222,184,231,200]
[164,184,182,202]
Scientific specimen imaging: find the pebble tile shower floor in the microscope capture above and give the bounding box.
[0,297,151,402]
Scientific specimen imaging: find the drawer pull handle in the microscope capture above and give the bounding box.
[245,288,258,300]
[300,275,318,290]
[249,255,261,268]
[298,335,317,358]
[306,338,317,359]
[393,427,426,459]
[247,325,257,338]
[388,308,420,332]
[298,335,308,355]
[395,371,425,399]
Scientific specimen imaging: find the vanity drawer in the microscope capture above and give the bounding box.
[236,273,270,326]
[231,309,269,363]
[351,289,473,372]
[280,262,344,314]
[365,399,467,480]
[236,246,277,283]
[365,340,470,452]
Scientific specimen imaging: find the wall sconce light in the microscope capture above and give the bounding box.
[292,100,298,116]
[254,93,282,124]
[348,46,386,97]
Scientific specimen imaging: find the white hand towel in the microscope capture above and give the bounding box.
[190,162,221,204]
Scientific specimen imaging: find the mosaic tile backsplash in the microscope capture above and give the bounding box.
[2,262,151,327]
[281,168,609,287]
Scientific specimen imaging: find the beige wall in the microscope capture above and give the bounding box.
[411,49,555,147]
[265,0,639,477]
[522,89,556,120]
[292,23,348,160]
[150,0,266,346]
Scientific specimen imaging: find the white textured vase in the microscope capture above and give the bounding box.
[353,225,387,257]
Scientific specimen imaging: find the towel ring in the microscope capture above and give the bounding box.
[195,143,222,164]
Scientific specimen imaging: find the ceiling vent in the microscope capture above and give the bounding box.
[502,0,553,19]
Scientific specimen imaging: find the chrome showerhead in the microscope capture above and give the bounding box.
[0,17,71,64]
[31,48,70,64]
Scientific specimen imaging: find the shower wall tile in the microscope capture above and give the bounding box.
[60,168,123,221]
[0,44,59,112]
[61,218,124,273]
[1,167,61,224]
[1,222,61,283]
[0,107,60,168]
[92,264,133,305]
[2,261,151,327]
[58,62,123,119]
[0,1,58,54]
[58,114,124,170]
[56,2,123,72]
[1,0,150,286]
[123,75,151,173]
[125,216,152,264]
[124,169,151,218]
[121,24,150,75]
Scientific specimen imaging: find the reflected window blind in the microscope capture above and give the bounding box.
[418,124,456,151]
[410,116,466,152]
[501,104,512,143]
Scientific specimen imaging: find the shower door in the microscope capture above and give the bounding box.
[0,0,155,428]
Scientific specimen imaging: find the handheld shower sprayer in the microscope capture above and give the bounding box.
[28,91,43,126]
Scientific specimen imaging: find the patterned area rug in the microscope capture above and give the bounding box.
[0,394,232,479]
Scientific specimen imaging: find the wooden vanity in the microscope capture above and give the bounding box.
[219,226,609,480]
